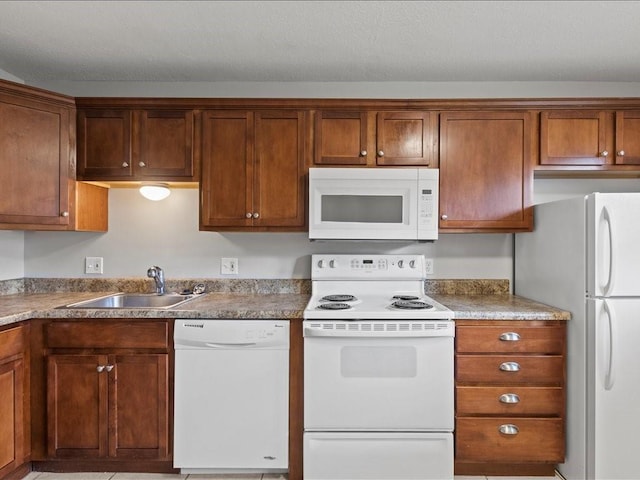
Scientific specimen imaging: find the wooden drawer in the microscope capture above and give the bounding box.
[456,386,563,416]
[0,325,26,359]
[456,417,564,463]
[456,355,564,385]
[46,321,169,349]
[457,325,565,354]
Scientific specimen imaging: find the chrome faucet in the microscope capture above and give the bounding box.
[147,266,165,295]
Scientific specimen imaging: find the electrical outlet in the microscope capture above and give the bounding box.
[221,257,239,275]
[425,258,434,275]
[85,257,104,274]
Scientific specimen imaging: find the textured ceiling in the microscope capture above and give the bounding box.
[1,1,640,83]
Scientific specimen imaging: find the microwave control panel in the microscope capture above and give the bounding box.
[417,170,438,234]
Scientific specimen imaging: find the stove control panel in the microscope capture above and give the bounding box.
[312,254,426,279]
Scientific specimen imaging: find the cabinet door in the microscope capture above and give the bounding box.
[439,111,533,232]
[314,111,368,165]
[0,95,71,226]
[134,110,195,179]
[0,358,25,477]
[615,110,640,165]
[254,111,306,227]
[77,109,133,179]
[109,354,169,459]
[47,354,108,458]
[200,110,253,227]
[376,111,436,166]
[540,110,609,166]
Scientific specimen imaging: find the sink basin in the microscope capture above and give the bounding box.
[64,293,196,309]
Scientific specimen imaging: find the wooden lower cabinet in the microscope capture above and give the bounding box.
[454,320,566,476]
[0,325,29,480]
[33,320,173,472]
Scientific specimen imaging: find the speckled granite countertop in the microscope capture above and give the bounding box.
[0,279,570,327]
[431,294,570,321]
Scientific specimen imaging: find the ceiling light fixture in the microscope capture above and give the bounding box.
[139,183,171,201]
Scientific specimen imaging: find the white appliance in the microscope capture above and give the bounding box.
[173,319,289,474]
[515,193,640,480]
[308,167,439,241]
[303,254,455,480]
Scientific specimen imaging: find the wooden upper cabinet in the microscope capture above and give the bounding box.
[376,111,436,166]
[77,108,196,181]
[439,111,534,232]
[314,110,436,166]
[200,110,307,231]
[540,110,609,166]
[614,110,640,165]
[314,111,368,165]
[538,109,640,170]
[0,81,73,228]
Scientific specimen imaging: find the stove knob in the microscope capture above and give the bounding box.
[409,260,416,268]
[398,260,405,268]
[329,259,337,268]
[317,259,326,268]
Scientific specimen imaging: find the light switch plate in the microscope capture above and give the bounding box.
[85,257,104,274]
[221,257,239,275]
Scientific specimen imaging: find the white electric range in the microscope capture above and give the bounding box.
[303,254,455,480]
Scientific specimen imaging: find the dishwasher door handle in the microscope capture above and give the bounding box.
[204,342,258,348]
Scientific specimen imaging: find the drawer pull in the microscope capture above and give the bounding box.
[499,361,521,372]
[499,332,521,341]
[499,393,520,404]
[499,424,519,435]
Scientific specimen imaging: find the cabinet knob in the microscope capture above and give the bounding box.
[105,364,114,372]
[60,211,69,217]
[618,150,626,156]
[499,332,521,342]
[499,393,521,404]
[96,365,105,373]
[377,150,384,157]
[360,150,368,157]
[441,214,448,220]
[122,162,129,168]
[253,212,260,219]
[138,161,146,167]
[246,212,253,219]
[499,424,519,435]
[601,150,609,157]
[499,361,521,372]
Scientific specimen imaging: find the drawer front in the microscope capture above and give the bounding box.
[0,325,26,359]
[456,355,564,385]
[457,325,565,354]
[456,386,563,416]
[46,321,169,349]
[456,417,564,463]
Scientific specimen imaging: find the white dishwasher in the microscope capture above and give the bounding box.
[173,319,289,474]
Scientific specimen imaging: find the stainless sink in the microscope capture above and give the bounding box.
[64,293,197,309]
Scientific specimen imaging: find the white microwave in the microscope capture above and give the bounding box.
[308,167,439,241]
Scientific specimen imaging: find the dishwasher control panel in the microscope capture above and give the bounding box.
[174,319,290,349]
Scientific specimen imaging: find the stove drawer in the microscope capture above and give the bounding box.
[304,432,453,480]
[456,386,564,416]
[456,417,564,463]
[456,355,564,385]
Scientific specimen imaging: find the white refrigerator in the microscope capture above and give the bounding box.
[515,193,640,480]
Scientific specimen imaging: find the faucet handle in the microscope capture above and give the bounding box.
[192,283,206,295]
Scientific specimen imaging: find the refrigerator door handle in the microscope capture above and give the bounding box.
[603,299,617,390]
[601,206,616,297]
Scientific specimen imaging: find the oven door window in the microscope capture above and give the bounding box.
[341,346,417,378]
[304,336,453,431]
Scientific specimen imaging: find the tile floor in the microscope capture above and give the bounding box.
[21,473,561,480]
